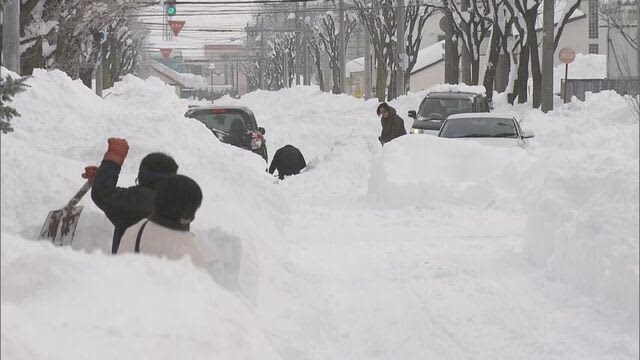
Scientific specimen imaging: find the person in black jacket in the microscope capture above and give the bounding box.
[268,145,306,180]
[82,138,178,253]
[377,102,407,145]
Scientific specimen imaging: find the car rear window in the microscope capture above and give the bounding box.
[418,98,473,119]
[440,117,517,138]
[189,109,252,133]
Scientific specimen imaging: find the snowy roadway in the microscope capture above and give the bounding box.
[1,69,638,359]
[237,89,637,359]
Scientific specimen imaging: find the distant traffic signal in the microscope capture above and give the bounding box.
[166,0,176,16]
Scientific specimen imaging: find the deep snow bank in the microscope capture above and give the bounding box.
[0,234,280,360]
[1,69,286,358]
[517,92,639,328]
[368,90,638,327]
[369,134,532,208]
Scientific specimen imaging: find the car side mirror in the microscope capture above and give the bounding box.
[258,127,266,135]
[408,110,417,119]
[522,130,534,139]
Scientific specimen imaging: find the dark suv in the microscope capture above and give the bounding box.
[408,91,490,134]
[185,105,268,161]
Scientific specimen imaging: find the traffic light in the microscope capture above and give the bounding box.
[166,0,176,16]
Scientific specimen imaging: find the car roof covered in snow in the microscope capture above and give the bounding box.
[447,112,519,120]
[186,104,255,115]
[424,91,480,99]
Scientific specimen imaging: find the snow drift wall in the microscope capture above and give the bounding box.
[1,69,287,359]
[519,92,639,329]
[369,91,638,328]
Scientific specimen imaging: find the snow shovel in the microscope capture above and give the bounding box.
[37,181,92,246]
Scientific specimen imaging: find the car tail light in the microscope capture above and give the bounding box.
[250,132,263,150]
[211,108,227,114]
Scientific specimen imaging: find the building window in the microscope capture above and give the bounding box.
[589,44,599,54]
[589,0,599,38]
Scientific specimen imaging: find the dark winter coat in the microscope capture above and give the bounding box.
[268,145,306,180]
[91,160,156,254]
[379,106,407,144]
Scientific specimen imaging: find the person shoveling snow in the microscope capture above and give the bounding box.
[87,138,179,253]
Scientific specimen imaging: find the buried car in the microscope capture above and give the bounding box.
[185,105,268,161]
[438,113,534,147]
[408,91,491,134]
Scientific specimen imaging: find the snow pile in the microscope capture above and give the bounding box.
[370,90,638,329]
[2,68,638,358]
[1,234,280,360]
[181,73,209,90]
[1,69,284,359]
[426,83,486,95]
[369,135,532,208]
[518,91,639,325]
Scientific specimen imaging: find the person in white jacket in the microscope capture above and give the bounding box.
[118,174,206,269]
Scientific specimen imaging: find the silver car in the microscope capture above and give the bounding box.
[438,113,534,147]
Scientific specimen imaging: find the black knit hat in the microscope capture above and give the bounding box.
[154,175,203,224]
[137,152,178,187]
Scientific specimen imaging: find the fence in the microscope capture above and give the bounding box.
[563,78,640,102]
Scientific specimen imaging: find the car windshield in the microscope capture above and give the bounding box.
[439,117,518,138]
[190,110,251,133]
[418,97,473,119]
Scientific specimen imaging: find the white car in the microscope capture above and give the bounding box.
[438,113,534,147]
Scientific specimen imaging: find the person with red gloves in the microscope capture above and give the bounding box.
[83,138,178,254]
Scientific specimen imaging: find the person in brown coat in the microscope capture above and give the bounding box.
[377,102,407,145]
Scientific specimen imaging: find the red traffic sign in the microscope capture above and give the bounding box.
[558,48,576,64]
[160,48,172,59]
[168,20,186,37]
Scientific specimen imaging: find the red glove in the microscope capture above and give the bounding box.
[103,138,129,166]
[81,166,98,184]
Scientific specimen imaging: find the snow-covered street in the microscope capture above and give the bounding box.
[1,69,638,359]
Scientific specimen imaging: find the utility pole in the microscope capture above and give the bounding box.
[364,27,372,99]
[460,0,471,84]
[283,53,289,88]
[295,2,302,85]
[236,58,240,94]
[259,18,265,90]
[396,0,407,97]
[304,31,311,85]
[338,0,346,94]
[2,0,21,74]
[541,0,555,112]
[94,42,104,97]
[303,1,311,86]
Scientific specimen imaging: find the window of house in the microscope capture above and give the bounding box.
[589,44,599,54]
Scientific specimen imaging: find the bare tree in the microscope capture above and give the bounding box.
[306,22,327,91]
[241,60,260,92]
[599,0,639,51]
[268,33,296,88]
[16,0,146,88]
[503,0,583,107]
[438,0,492,85]
[316,11,357,94]
[404,0,436,90]
[354,0,396,101]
